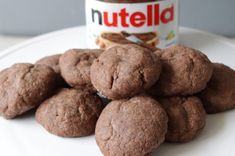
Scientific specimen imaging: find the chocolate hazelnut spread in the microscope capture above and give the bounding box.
[86,0,179,49]
[97,32,158,49]
[102,32,157,43]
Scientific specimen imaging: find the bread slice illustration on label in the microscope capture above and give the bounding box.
[96,31,159,49]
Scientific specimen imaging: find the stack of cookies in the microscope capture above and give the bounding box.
[0,44,235,156]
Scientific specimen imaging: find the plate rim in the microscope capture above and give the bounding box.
[0,26,235,60]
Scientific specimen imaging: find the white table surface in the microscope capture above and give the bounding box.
[0,30,235,51]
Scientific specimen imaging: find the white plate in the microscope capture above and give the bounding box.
[0,26,235,156]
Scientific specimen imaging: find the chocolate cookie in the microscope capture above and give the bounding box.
[154,48,163,58]
[0,63,56,119]
[148,45,213,96]
[59,49,103,91]
[36,54,67,87]
[199,63,235,114]
[159,96,206,142]
[36,88,103,137]
[36,54,61,74]
[90,44,162,99]
[95,96,168,156]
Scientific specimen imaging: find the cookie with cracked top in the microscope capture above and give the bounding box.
[36,88,104,137]
[159,96,206,143]
[36,54,68,87]
[199,63,235,114]
[59,49,103,91]
[148,45,213,96]
[95,95,168,156]
[0,63,56,119]
[90,44,162,100]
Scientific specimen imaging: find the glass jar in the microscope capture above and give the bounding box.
[86,0,179,49]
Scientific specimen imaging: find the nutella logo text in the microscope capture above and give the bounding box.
[91,4,174,27]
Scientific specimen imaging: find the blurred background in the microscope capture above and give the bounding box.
[0,0,235,49]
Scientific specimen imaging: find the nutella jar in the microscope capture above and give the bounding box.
[86,0,179,49]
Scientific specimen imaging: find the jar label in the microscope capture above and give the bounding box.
[86,0,179,49]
